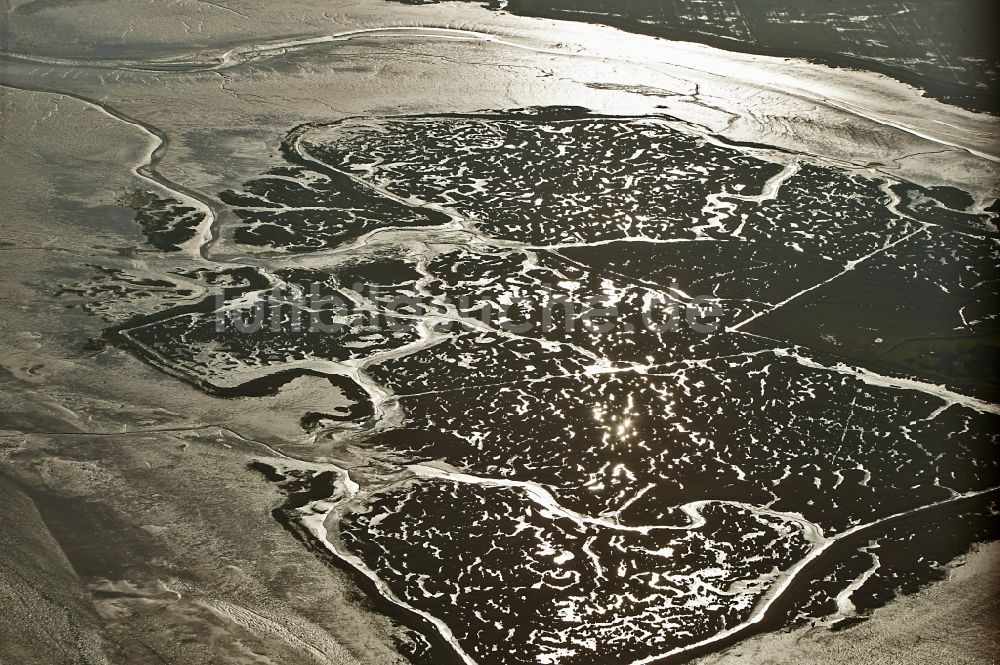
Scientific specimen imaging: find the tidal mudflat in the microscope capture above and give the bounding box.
[1,1,997,664]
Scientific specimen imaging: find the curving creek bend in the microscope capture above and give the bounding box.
[2,5,999,665]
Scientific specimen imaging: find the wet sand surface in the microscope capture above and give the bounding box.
[1,1,998,664]
[700,540,1000,665]
[388,0,1000,112]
